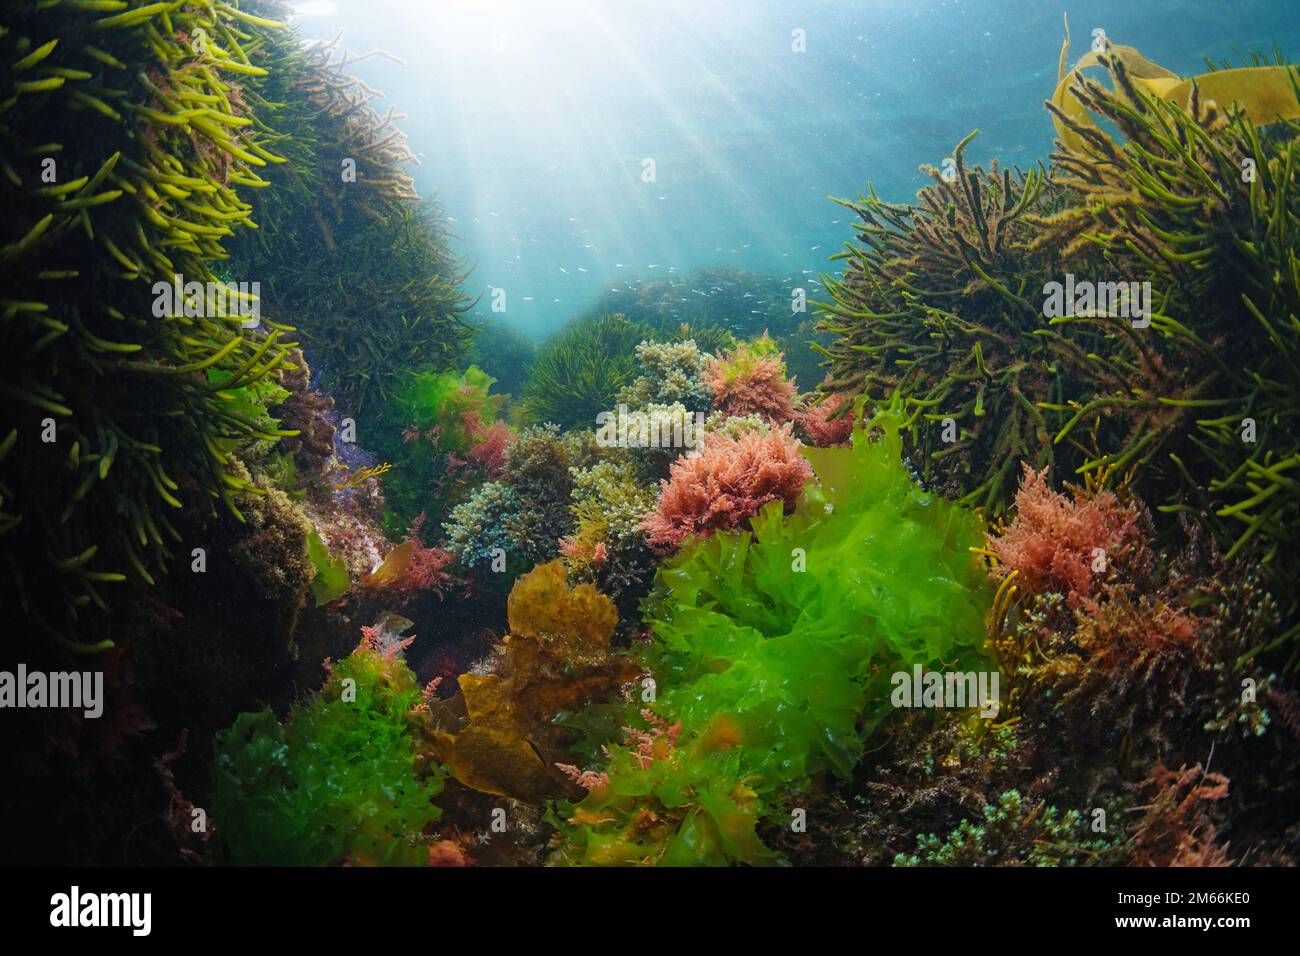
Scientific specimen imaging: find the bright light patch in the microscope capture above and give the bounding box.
[290,1,340,17]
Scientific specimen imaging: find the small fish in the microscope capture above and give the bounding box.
[372,611,415,638]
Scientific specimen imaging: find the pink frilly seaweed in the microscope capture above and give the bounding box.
[797,389,858,447]
[640,423,813,553]
[703,335,797,424]
[988,464,1141,608]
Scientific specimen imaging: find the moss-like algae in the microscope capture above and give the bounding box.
[211,636,441,866]
[518,313,653,429]
[228,6,474,420]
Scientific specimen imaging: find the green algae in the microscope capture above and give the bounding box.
[306,529,349,606]
[555,397,994,865]
[818,41,1300,662]
[227,11,474,420]
[0,0,302,646]
[518,313,653,429]
[894,790,1121,867]
[372,364,506,532]
[211,639,441,866]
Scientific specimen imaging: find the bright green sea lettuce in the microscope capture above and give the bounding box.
[211,640,441,866]
[372,365,507,532]
[307,530,350,606]
[555,398,994,865]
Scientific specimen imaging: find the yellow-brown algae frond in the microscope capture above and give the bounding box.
[330,461,392,490]
[1050,35,1300,155]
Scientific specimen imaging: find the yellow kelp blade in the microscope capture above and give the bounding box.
[1162,66,1300,119]
[1051,37,1300,154]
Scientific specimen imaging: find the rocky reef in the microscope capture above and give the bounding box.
[3,7,1297,873]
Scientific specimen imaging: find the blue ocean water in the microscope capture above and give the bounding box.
[292,0,1300,337]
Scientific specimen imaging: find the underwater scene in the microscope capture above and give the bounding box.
[3,0,1300,909]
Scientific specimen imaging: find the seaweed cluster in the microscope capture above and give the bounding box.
[442,423,577,579]
[211,625,444,866]
[988,467,1291,781]
[616,337,713,411]
[518,313,653,429]
[8,8,1299,873]
[815,133,1061,510]
[576,266,830,387]
[227,1,474,420]
[1,0,303,647]
[555,400,993,865]
[704,332,798,424]
[640,423,811,553]
[1042,44,1300,651]
[422,561,639,803]
[893,790,1121,867]
[561,459,659,610]
[370,364,508,534]
[817,38,1300,658]
[448,332,822,608]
